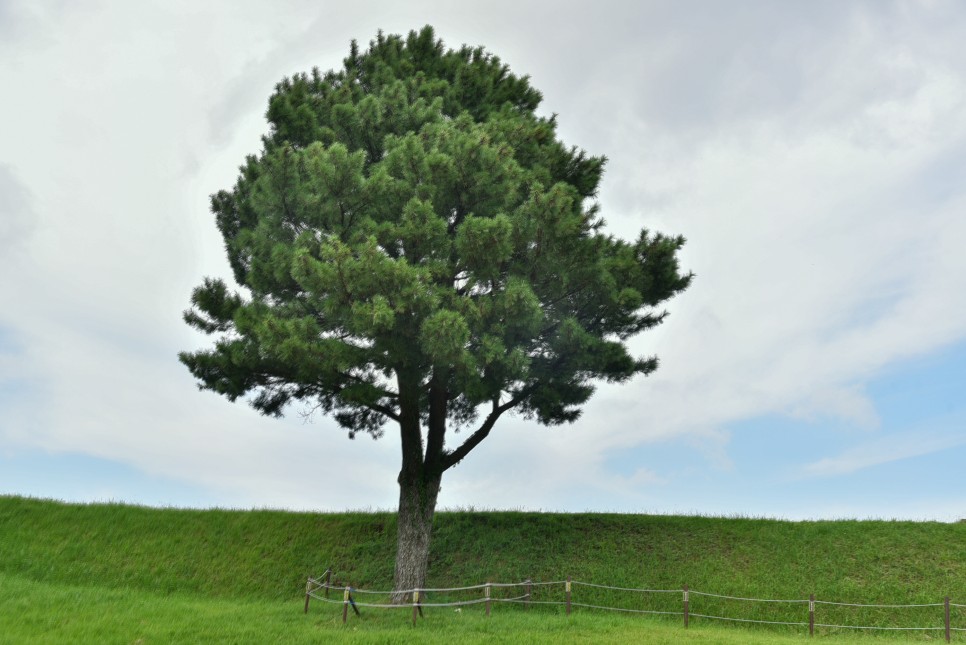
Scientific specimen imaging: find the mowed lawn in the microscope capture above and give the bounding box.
[2,572,946,644]
[1,495,964,642]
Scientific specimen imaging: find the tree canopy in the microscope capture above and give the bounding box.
[180,26,691,593]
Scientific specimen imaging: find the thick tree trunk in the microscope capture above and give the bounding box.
[390,368,448,603]
[391,472,441,604]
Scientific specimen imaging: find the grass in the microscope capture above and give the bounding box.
[1,495,964,642]
[3,572,949,644]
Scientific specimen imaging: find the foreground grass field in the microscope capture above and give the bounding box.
[1,495,964,642]
[2,572,951,644]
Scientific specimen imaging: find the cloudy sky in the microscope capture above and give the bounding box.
[2,0,965,521]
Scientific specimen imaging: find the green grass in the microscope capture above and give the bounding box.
[3,572,950,644]
[1,495,964,642]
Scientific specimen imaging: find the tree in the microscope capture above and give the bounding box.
[180,26,691,599]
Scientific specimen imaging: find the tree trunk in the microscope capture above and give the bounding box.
[391,473,441,604]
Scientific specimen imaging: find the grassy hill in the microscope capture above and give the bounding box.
[1,495,964,642]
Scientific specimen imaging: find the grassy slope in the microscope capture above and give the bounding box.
[1,495,964,641]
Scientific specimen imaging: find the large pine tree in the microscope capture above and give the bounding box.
[181,26,691,597]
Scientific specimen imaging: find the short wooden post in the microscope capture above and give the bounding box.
[525,578,532,610]
[342,587,349,624]
[324,569,331,599]
[566,577,572,615]
[304,578,312,613]
[412,589,420,625]
[945,596,951,643]
[809,594,815,636]
[683,584,689,628]
[485,582,492,617]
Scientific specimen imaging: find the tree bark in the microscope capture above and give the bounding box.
[390,367,443,603]
[391,472,441,604]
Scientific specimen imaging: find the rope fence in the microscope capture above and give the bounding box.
[304,569,962,641]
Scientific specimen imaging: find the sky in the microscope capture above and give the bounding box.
[1,0,965,521]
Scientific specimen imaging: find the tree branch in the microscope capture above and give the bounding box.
[336,369,399,399]
[441,387,531,471]
[363,401,401,422]
[333,376,400,422]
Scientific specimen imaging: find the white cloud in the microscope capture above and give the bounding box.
[1,2,965,516]
[0,164,35,252]
[801,431,966,477]
[587,50,966,445]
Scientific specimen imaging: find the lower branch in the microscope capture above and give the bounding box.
[441,389,529,471]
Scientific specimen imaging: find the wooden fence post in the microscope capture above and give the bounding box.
[945,596,950,643]
[412,589,420,625]
[526,579,532,610]
[324,569,331,599]
[683,584,689,628]
[566,577,572,615]
[342,587,349,624]
[304,578,312,614]
[809,594,814,636]
[485,583,492,617]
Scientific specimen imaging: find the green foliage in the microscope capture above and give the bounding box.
[180,26,691,457]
